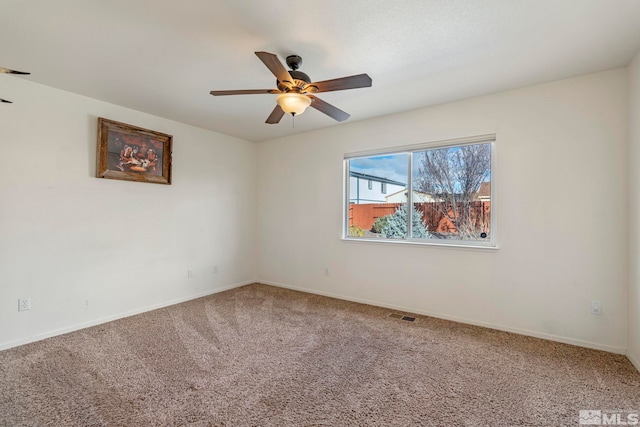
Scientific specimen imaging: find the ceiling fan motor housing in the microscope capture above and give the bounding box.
[277,55,314,92]
[286,55,302,70]
[289,70,311,83]
[277,70,313,92]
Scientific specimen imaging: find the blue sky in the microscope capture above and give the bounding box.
[350,146,491,187]
[350,154,408,184]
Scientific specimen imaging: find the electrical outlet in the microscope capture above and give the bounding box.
[590,300,602,315]
[18,298,30,312]
[213,265,219,274]
[188,269,194,278]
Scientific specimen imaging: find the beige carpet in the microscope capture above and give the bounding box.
[1,283,639,426]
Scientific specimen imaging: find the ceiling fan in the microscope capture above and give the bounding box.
[1,66,31,103]
[210,52,372,124]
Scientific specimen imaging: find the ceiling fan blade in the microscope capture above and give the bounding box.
[255,52,293,86]
[0,67,30,75]
[308,95,350,122]
[306,73,372,93]
[1,98,13,103]
[210,89,279,96]
[265,105,285,124]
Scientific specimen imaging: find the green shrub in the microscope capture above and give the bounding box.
[381,204,430,239]
[371,215,391,234]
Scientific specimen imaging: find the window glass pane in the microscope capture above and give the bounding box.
[348,154,408,239]
[411,142,492,242]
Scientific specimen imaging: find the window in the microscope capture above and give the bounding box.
[344,135,495,247]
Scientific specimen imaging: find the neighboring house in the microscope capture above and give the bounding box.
[476,182,491,202]
[385,189,437,203]
[349,171,406,204]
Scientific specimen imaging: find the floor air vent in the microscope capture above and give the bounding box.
[388,313,417,322]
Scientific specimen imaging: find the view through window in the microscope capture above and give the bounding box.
[345,137,495,246]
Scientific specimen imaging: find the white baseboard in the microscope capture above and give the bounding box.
[0,280,254,352]
[259,280,627,355]
[627,351,640,373]
[6,279,631,361]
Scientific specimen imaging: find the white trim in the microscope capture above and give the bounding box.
[343,160,350,236]
[259,280,626,355]
[407,154,413,238]
[341,236,499,250]
[343,136,496,247]
[0,280,254,351]
[490,136,498,246]
[627,351,640,373]
[344,133,496,159]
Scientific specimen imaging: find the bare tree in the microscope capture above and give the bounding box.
[414,143,491,239]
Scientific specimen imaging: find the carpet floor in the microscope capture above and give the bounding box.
[1,283,639,426]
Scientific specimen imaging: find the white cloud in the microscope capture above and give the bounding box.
[350,154,408,184]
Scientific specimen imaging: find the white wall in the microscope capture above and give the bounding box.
[0,78,257,350]
[629,51,640,368]
[1,66,633,356]
[257,68,629,353]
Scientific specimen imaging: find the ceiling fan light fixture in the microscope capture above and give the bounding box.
[276,93,311,116]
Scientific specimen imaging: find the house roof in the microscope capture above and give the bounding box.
[478,182,491,198]
[350,171,406,187]
[385,189,430,198]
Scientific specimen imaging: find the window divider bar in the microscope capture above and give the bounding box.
[343,160,350,237]
[407,153,413,239]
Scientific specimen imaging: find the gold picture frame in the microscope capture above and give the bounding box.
[96,118,172,185]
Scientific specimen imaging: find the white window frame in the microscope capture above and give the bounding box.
[343,134,497,249]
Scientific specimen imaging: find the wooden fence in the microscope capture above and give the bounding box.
[349,201,491,233]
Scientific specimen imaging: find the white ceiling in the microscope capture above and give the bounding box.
[2,0,640,142]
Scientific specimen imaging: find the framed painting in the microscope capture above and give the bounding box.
[96,118,172,184]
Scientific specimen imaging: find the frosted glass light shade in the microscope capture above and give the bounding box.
[276,93,311,115]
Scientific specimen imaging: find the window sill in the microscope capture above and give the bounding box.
[341,237,499,250]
